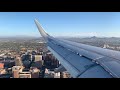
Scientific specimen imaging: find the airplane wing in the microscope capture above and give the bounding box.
[35,19,120,78]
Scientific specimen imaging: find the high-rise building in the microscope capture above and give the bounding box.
[21,54,31,61]
[15,57,23,66]
[31,55,43,68]
[34,55,43,61]
[44,53,60,69]
[32,51,37,55]
[31,61,43,69]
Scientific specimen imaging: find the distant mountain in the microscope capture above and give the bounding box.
[0,36,43,42]
[91,36,97,38]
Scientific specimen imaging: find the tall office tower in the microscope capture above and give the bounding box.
[15,57,23,66]
[32,55,43,68]
[34,55,43,61]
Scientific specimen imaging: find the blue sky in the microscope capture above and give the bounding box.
[0,12,120,37]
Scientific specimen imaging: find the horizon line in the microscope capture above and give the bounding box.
[0,36,120,38]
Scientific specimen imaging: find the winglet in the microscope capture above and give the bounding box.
[34,19,48,42]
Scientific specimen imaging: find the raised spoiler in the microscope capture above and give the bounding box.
[35,19,120,78]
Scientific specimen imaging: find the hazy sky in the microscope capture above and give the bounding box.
[0,12,120,37]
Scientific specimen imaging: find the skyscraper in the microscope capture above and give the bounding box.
[15,57,23,66]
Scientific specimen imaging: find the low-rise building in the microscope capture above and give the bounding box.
[30,67,40,78]
[12,66,24,73]
[12,66,24,78]
[54,72,60,78]
[0,63,4,69]
[0,69,6,75]
[13,70,19,78]
[61,71,71,78]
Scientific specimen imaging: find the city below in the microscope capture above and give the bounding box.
[0,36,120,78]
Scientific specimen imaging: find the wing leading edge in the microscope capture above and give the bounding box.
[35,19,120,78]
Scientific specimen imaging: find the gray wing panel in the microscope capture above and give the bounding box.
[54,39,120,78]
[79,65,112,78]
[96,57,120,78]
[58,39,120,61]
[52,38,104,60]
[47,40,112,78]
